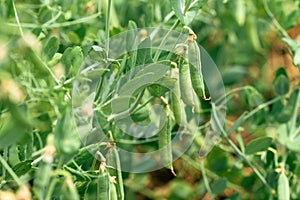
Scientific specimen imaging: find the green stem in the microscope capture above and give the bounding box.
[44,179,57,200]
[105,0,112,57]
[181,154,245,193]
[244,96,281,120]
[262,0,289,38]
[290,88,300,135]
[0,154,23,187]
[211,103,275,194]
[153,19,180,62]
[12,0,23,36]
[199,160,213,197]
[7,13,101,29]
[1,148,8,179]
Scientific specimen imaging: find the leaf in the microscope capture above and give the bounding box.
[118,62,170,96]
[43,36,59,60]
[61,46,83,76]
[211,178,227,195]
[278,172,290,200]
[126,20,138,52]
[170,0,185,24]
[273,67,289,96]
[293,47,300,66]
[276,89,299,123]
[136,37,152,65]
[170,0,207,25]
[12,160,33,177]
[54,106,81,155]
[277,124,300,152]
[273,75,290,96]
[245,137,273,155]
[0,105,31,149]
[246,87,264,107]
[282,37,299,51]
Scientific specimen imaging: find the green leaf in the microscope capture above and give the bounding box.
[273,67,289,96]
[170,0,207,25]
[0,105,31,149]
[118,62,170,96]
[12,160,33,177]
[126,20,138,51]
[277,123,300,152]
[278,172,290,200]
[54,106,81,155]
[282,37,299,51]
[276,89,299,123]
[170,0,185,24]
[293,47,300,66]
[245,137,273,155]
[43,36,59,60]
[136,37,152,65]
[246,87,264,107]
[61,46,83,76]
[273,75,290,96]
[211,178,227,195]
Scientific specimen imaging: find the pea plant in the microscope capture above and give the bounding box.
[0,0,300,200]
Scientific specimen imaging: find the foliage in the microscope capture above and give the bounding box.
[0,0,300,199]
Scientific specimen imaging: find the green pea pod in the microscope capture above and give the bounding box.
[84,172,110,200]
[158,111,175,175]
[33,162,52,199]
[247,14,261,51]
[179,62,194,106]
[107,145,125,200]
[110,181,118,200]
[278,172,290,200]
[171,67,187,125]
[192,90,201,113]
[188,41,207,100]
[61,177,80,200]
[234,0,246,26]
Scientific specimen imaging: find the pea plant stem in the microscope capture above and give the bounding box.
[199,160,213,198]
[153,19,180,62]
[12,0,23,36]
[290,88,300,135]
[262,0,289,38]
[244,96,281,120]
[211,103,275,194]
[0,154,23,187]
[105,0,112,58]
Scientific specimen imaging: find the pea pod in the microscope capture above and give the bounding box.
[188,40,208,100]
[278,172,290,200]
[158,111,175,175]
[107,144,125,200]
[110,181,118,200]
[171,67,187,125]
[179,62,194,106]
[84,172,110,199]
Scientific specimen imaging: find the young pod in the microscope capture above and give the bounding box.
[188,41,207,100]
[179,62,194,106]
[171,67,186,125]
[158,112,175,175]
